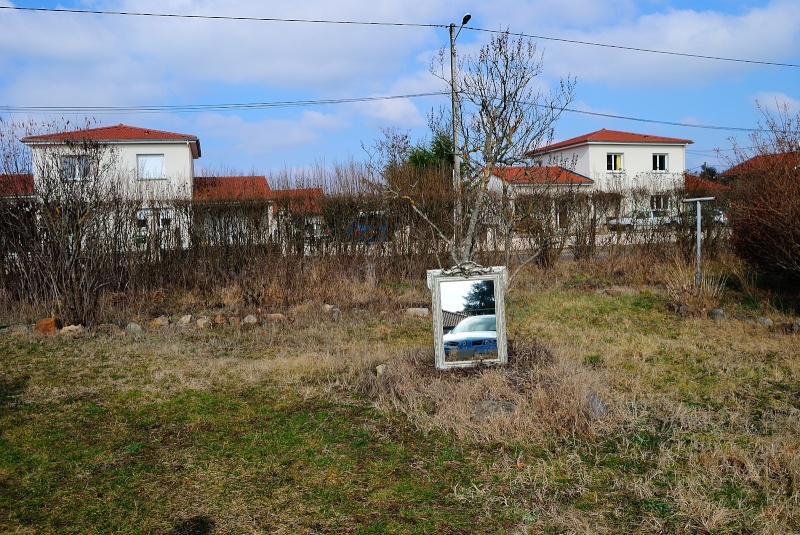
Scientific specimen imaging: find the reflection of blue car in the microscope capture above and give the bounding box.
[443,314,497,358]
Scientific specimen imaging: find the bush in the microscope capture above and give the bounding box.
[726,105,800,283]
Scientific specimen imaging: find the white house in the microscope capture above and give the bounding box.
[21,123,201,199]
[21,123,201,248]
[488,165,595,229]
[18,123,330,252]
[528,128,693,210]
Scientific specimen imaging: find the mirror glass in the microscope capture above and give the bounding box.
[427,266,508,370]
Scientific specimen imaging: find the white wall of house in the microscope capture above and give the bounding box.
[26,140,196,201]
[114,141,196,200]
[538,146,590,175]
[540,143,686,193]
[25,137,198,250]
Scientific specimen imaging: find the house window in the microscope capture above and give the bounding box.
[650,195,670,211]
[136,208,173,229]
[606,153,623,172]
[159,209,173,229]
[134,209,150,246]
[137,154,165,180]
[557,201,569,229]
[136,209,149,228]
[652,154,668,172]
[61,155,90,181]
[134,208,173,246]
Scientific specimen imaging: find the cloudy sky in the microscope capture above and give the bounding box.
[1,0,798,180]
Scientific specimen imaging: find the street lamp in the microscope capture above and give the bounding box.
[450,12,470,257]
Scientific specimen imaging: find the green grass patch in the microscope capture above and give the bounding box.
[1,268,799,533]
[0,376,520,533]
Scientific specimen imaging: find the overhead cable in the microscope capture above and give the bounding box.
[2,92,758,132]
[1,5,798,68]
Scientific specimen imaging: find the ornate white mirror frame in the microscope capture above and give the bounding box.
[427,263,508,370]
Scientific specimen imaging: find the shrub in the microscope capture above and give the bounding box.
[726,105,800,283]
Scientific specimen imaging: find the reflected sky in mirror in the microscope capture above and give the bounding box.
[440,279,495,315]
[440,280,473,312]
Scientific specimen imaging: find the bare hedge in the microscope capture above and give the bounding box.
[0,181,736,326]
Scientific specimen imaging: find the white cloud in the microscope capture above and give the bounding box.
[195,110,349,157]
[678,115,702,127]
[754,92,800,113]
[357,96,428,126]
[0,0,665,109]
[1,0,446,101]
[108,0,447,89]
[546,0,800,86]
[4,1,796,101]
[353,69,445,126]
[471,0,640,30]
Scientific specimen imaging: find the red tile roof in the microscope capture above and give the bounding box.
[193,178,324,214]
[268,187,324,214]
[720,153,799,178]
[684,173,730,192]
[194,176,272,201]
[531,128,693,155]
[0,173,34,196]
[492,166,594,186]
[22,124,201,158]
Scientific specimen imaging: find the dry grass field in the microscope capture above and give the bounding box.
[1,255,799,534]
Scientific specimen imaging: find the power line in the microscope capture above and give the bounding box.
[688,146,747,155]
[0,6,437,28]
[559,106,756,132]
[479,27,800,69]
[2,92,758,133]
[1,5,798,68]
[1,92,449,114]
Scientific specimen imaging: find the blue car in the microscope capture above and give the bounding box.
[347,211,389,242]
[443,314,497,359]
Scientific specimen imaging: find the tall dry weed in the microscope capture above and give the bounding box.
[664,258,727,315]
[358,338,614,443]
[577,243,676,286]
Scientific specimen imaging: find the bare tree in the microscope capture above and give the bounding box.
[0,118,131,326]
[432,30,577,265]
[724,103,800,280]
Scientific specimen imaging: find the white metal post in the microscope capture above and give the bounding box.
[682,197,715,287]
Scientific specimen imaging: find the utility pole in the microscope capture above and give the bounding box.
[450,13,470,260]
